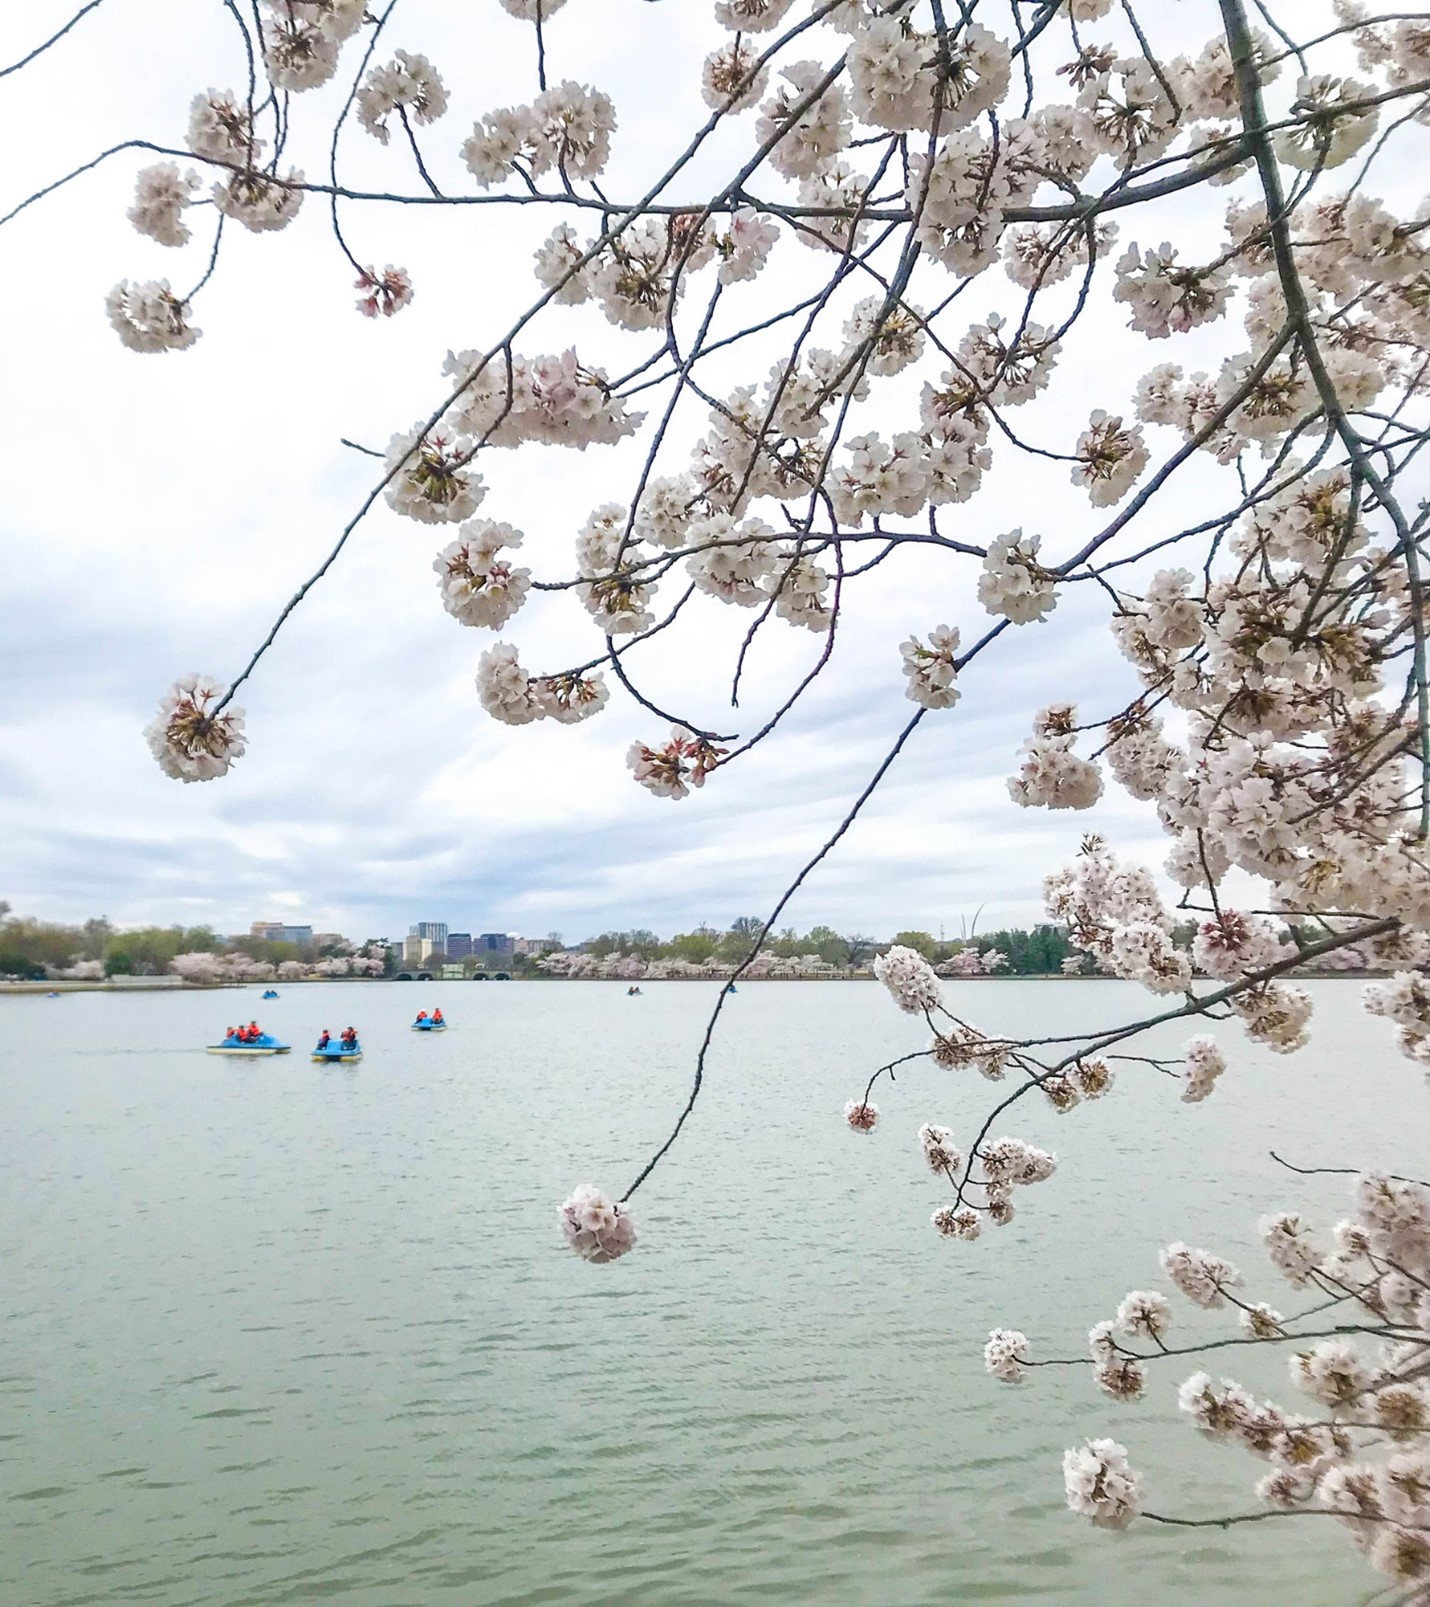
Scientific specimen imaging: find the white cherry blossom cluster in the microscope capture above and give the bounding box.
[714,0,795,34]
[909,123,1043,277]
[1275,74,1380,170]
[1364,973,1430,1069]
[848,18,1010,135]
[355,267,414,319]
[1180,1036,1227,1103]
[1232,982,1314,1054]
[928,1021,1010,1078]
[575,504,657,636]
[983,1328,1030,1384]
[843,296,925,377]
[830,432,937,527]
[1072,411,1149,507]
[1062,1440,1143,1530]
[900,626,960,709]
[954,315,1062,407]
[685,515,779,607]
[259,0,365,93]
[1113,242,1231,340]
[924,1134,1060,1240]
[462,81,616,187]
[1103,709,1179,802]
[384,425,484,525]
[106,280,200,354]
[1008,705,1103,811]
[1161,1241,1244,1309]
[357,52,448,145]
[476,644,607,728]
[977,532,1058,624]
[443,349,643,451]
[701,40,769,114]
[127,164,199,247]
[872,945,942,1016]
[186,88,261,163]
[145,675,246,783]
[433,521,531,629]
[843,1098,879,1133]
[213,168,305,234]
[1044,838,1196,995]
[1191,910,1289,982]
[558,1186,636,1264]
[765,548,833,632]
[918,1123,961,1177]
[627,726,725,800]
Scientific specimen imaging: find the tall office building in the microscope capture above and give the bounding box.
[410,922,448,947]
[251,921,313,945]
[447,933,473,960]
[478,933,515,955]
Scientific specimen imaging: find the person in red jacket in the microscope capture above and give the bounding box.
[316,1030,330,1051]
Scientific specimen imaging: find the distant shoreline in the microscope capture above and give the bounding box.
[0,971,1389,995]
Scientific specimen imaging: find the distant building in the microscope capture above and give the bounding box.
[410,922,448,946]
[251,921,313,945]
[312,932,347,951]
[447,932,473,960]
[402,934,424,967]
[478,933,515,955]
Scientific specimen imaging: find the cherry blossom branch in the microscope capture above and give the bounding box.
[0,0,108,80]
[1269,1152,1430,1189]
[621,705,928,1202]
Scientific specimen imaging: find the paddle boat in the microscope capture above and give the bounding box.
[262,989,280,1000]
[207,1030,290,1056]
[312,1038,362,1063]
[627,986,643,996]
[411,1011,447,1031]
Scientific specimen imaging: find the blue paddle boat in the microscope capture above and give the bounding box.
[411,1013,446,1031]
[207,1031,290,1056]
[262,989,280,1000]
[311,1039,362,1063]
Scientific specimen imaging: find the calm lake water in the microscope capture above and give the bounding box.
[2,979,1423,1605]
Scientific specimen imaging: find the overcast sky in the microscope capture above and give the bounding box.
[1,1,1339,944]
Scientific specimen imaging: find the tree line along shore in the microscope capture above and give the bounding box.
[0,906,1383,987]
